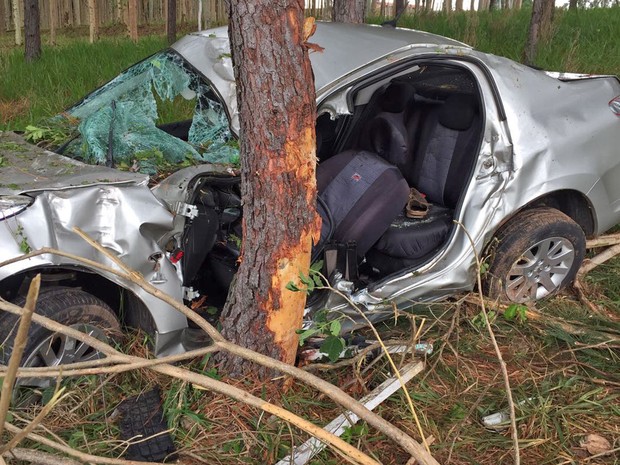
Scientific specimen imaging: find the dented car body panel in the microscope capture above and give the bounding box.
[1,22,619,351]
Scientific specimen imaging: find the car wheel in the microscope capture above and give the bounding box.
[0,287,121,406]
[483,207,586,303]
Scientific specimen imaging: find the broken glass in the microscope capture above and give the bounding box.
[61,50,239,174]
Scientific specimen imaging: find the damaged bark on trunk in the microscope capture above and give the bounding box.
[215,1,319,379]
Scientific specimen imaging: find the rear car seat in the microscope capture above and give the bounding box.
[367,93,481,274]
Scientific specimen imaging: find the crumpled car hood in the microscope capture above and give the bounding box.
[0,131,147,196]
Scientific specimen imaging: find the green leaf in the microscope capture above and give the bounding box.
[310,260,324,273]
[321,335,344,362]
[299,271,312,286]
[504,304,517,320]
[285,281,300,292]
[329,319,341,336]
[296,328,319,346]
[504,303,528,323]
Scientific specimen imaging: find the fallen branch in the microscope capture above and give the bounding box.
[0,300,380,465]
[585,233,620,249]
[2,448,82,465]
[0,275,40,437]
[0,230,439,465]
[456,221,520,465]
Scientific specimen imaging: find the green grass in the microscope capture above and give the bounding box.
[369,7,620,75]
[3,7,620,131]
[1,10,619,465]
[0,35,167,129]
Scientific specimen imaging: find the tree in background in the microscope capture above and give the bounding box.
[167,0,177,44]
[24,0,41,61]
[333,0,366,22]
[215,2,320,378]
[524,0,554,65]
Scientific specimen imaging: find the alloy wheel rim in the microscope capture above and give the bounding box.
[505,237,575,303]
[13,323,108,406]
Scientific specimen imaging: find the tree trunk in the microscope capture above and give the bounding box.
[49,0,56,44]
[470,0,476,11]
[166,0,176,44]
[88,0,97,42]
[569,0,577,8]
[13,0,22,45]
[71,0,80,25]
[394,0,405,16]
[455,0,463,11]
[333,0,366,23]
[197,0,202,30]
[524,0,553,65]
[24,0,40,61]
[216,0,319,379]
[127,0,138,41]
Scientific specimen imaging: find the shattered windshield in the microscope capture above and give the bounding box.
[60,50,238,175]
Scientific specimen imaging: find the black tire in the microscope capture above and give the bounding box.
[0,287,121,405]
[483,207,586,303]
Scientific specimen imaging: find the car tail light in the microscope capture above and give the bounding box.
[610,95,620,116]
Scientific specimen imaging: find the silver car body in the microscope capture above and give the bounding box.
[1,22,619,352]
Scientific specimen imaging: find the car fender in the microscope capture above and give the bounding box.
[0,184,189,355]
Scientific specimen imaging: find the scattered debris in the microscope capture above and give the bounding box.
[276,360,424,465]
[580,433,612,456]
[116,388,177,462]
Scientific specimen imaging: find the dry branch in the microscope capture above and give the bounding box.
[0,230,439,465]
[456,221,520,465]
[0,300,380,465]
[0,275,40,437]
[2,448,81,465]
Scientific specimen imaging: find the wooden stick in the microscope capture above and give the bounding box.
[0,275,40,437]
[0,233,438,465]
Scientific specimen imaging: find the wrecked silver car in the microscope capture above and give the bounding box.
[1,22,620,390]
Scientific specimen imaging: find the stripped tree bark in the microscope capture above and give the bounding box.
[215,0,320,379]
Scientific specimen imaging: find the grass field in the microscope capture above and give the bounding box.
[1,8,619,465]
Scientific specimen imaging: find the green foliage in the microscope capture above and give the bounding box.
[341,422,369,442]
[504,303,528,323]
[470,308,497,328]
[15,224,31,253]
[286,260,323,295]
[23,117,77,148]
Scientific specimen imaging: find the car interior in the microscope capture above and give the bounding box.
[314,63,484,285]
[180,62,485,310]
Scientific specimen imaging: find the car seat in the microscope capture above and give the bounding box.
[367,93,482,274]
[316,149,410,257]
